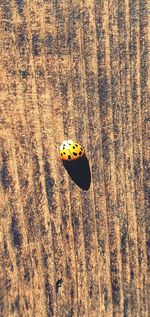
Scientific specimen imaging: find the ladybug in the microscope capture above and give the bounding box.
[60,140,85,161]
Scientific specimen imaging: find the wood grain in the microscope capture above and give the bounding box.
[0,0,149,316]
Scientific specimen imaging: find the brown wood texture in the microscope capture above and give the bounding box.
[0,0,149,316]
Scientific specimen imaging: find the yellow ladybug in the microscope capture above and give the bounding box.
[60,140,85,161]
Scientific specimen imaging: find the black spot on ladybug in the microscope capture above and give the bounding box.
[61,153,63,156]
[79,151,82,155]
[63,146,65,149]
[80,147,83,150]
[73,152,77,156]
[73,146,75,149]
[75,144,78,147]
[63,152,66,154]
[68,155,71,160]
[69,143,71,145]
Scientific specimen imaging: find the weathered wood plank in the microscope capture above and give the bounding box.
[0,0,149,316]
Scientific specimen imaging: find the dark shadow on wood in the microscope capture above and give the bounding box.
[63,156,91,190]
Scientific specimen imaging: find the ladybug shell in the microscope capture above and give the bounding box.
[60,140,85,161]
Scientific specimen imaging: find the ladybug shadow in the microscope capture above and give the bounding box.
[63,156,91,190]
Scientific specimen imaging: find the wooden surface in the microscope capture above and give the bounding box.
[0,0,149,316]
